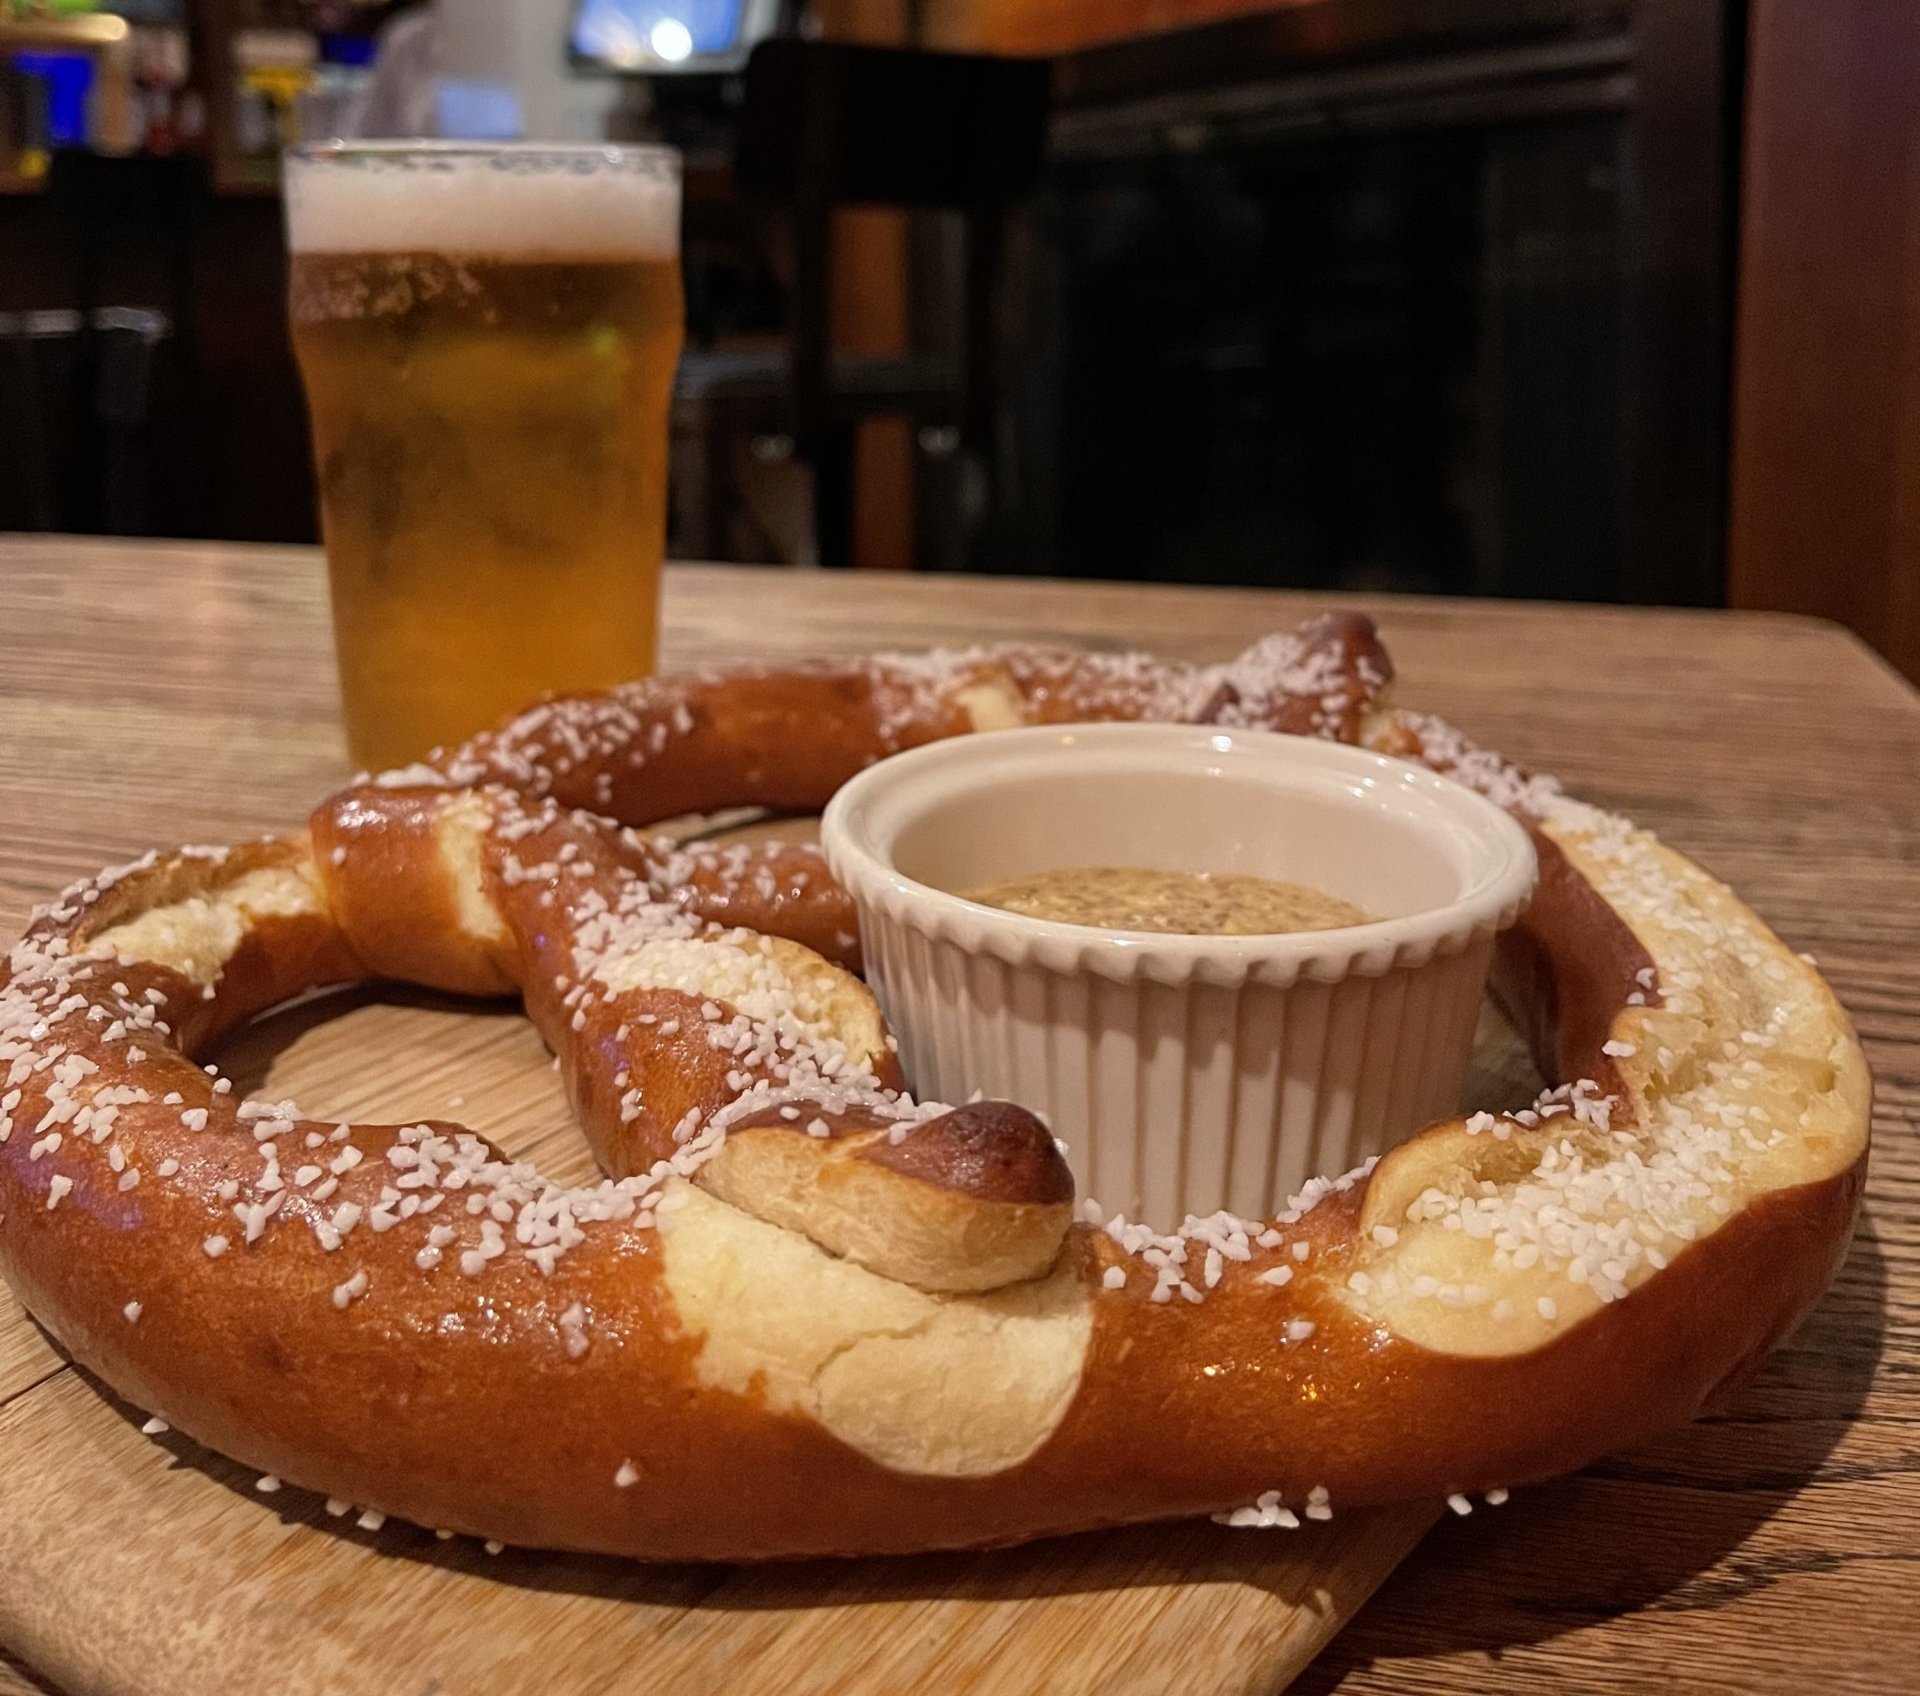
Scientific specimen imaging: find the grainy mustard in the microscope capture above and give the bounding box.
[963,867,1371,935]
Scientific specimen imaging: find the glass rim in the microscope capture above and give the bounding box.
[287,140,681,168]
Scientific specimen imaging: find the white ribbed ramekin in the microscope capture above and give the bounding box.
[820,724,1537,1229]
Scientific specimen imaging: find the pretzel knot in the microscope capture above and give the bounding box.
[0,617,1869,1559]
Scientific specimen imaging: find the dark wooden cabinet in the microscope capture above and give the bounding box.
[1728,0,1920,684]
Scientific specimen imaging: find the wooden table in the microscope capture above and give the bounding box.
[1,537,1914,1695]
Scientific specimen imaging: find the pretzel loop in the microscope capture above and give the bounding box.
[0,617,1869,1559]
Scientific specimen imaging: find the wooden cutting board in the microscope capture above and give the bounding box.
[0,821,1544,1696]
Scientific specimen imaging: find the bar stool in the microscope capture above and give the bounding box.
[672,39,1050,568]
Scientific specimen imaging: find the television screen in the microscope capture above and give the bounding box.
[571,1,751,69]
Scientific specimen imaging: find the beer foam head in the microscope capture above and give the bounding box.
[285,144,679,258]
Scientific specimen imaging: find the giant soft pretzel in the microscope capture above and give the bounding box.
[0,617,1869,1558]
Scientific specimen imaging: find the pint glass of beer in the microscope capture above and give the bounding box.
[284,143,683,770]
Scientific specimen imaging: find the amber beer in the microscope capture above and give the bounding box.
[285,144,682,770]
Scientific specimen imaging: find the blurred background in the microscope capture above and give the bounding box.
[2,0,1914,683]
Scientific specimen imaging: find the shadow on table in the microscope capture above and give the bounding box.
[1,1648,60,1696]
[208,983,524,1101]
[1291,1217,1891,1691]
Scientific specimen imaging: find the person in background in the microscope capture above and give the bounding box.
[354,0,441,139]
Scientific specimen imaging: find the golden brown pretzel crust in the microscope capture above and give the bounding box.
[428,613,1394,816]
[0,619,1870,1559]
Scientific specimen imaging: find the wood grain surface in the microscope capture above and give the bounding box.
[0,537,1915,1694]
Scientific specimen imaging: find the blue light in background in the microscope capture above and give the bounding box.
[12,52,95,146]
[572,0,747,66]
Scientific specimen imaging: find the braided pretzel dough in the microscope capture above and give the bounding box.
[0,618,1869,1558]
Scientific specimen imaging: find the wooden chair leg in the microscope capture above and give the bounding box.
[671,400,714,562]
[963,208,1007,457]
[812,423,856,567]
